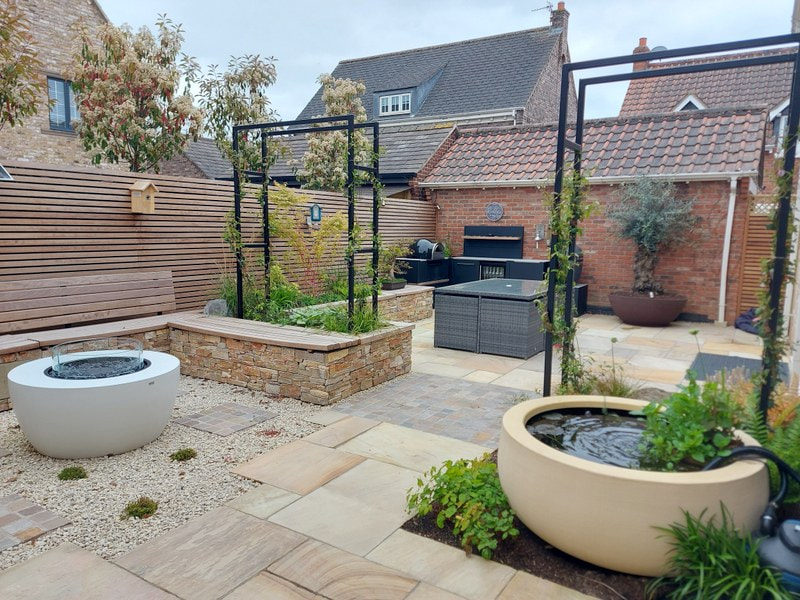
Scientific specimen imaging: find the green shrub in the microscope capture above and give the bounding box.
[648,505,791,599]
[58,466,87,481]
[286,302,387,334]
[406,454,518,559]
[123,496,158,519]
[169,447,197,462]
[636,372,744,470]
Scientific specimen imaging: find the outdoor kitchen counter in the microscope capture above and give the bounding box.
[434,279,547,359]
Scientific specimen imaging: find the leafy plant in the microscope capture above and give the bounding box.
[406,454,519,559]
[637,372,744,470]
[123,496,158,519]
[586,336,642,398]
[286,301,387,334]
[607,177,698,294]
[170,448,197,462]
[378,240,412,282]
[58,466,87,481]
[70,16,202,171]
[0,1,43,133]
[648,505,791,599]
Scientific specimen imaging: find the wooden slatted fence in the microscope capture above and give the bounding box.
[736,195,775,314]
[0,162,436,311]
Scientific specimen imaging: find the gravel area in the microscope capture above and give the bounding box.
[0,376,322,570]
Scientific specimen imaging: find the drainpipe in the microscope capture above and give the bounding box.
[717,177,739,324]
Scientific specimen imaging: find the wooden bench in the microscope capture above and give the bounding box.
[0,271,177,334]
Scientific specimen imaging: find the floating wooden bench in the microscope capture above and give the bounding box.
[0,271,177,335]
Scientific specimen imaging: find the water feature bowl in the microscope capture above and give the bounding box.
[8,337,179,459]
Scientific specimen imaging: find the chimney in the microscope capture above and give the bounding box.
[550,2,569,37]
[632,37,650,72]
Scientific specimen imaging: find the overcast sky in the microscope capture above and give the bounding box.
[99,0,795,121]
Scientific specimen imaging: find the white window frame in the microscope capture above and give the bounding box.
[379,92,411,115]
[674,94,707,112]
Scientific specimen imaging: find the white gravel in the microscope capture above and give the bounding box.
[0,376,322,570]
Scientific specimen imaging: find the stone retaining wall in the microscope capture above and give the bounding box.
[314,285,433,323]
[169,325,413,405]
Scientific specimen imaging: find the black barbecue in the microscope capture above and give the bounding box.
[404,238,449,285]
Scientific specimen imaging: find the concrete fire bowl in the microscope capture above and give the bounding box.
[8,351,179,459]
[498,395,768,577]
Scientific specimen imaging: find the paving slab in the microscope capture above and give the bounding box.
[496,570,596,599]
[0,542,175,600]
[225,483,300,519]
[334,373,525,446]
[305,409,349,426]
[224,571,323,599]
[268,539,418,600]
[233,440,364,494]
[269,459,418,556]
[338,422,490,472]
[0,493,70,551]
[367,530,515,600]
[303,416,379,448]
[174,401,277,436]
[405,583,468,600]
[116,506,305,600]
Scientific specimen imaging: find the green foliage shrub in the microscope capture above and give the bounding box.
[123,496,158,519]
[637,372,744,470]
[58,466,87,481]
[648,505,791,599]
[170,448,197,462]
[406,454,518,559]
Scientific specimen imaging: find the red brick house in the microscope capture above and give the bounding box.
[418,108,769,324]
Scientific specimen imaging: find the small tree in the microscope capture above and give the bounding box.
[297,74,372,191]
[70,16,202,172]
[0,1,43,132]
[607,177,698,294]
[197,54,278,170]
[378,241,412,282]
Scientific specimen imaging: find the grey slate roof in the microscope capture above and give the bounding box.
[182,138,232,180]
[270,123,456,177]
[296,28,560,121]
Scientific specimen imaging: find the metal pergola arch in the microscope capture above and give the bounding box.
[230,115,381,327]
[543,33,800,419]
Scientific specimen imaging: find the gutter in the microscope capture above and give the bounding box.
[717,177,739,324]
[379,109,522,129]
[419,171,759,189]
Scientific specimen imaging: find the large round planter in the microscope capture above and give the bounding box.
[8,351,180,459]
[498,396,768,577]
[609,291,687,326]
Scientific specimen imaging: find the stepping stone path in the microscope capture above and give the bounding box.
[174,401,277,436]
[0,494,70,552]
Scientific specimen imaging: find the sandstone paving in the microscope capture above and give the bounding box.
[268,539,417,600]
[305,409,349,426]
[412,361,475,378]
[174,401,277,436]
[223,571,324,599]
[232,439,364,494]
[303,416,380,448]
[0,542,175,600]
[366,529,516,600]
[496,570,597,599]
[116,506,306,600]
[337,422,490,470]
[268,459,418,556]
[405,583,468,599]
[0,493,70,552]
[463,369,502,383]
[225,483,300,519]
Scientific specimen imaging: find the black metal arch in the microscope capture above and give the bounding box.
[544,33,800,418]
[231,115,381,327]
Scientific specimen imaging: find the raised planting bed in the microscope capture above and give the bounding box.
[307,284,433,323]
[169,315,413,405]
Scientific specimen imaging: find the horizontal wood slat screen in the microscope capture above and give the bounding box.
[0,162,436,311]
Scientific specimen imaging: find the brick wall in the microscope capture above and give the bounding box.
[0,0,109,166]
[432,178,752,323]
[523,39,577,124]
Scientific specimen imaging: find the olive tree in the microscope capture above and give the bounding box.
[70,16,202,172]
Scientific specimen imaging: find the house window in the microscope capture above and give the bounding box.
[379,92,411,115]
[680,101,699,111]
[47,77,80,132]
[674,94,706,112]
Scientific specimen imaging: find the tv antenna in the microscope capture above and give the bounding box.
[532,2,553,12]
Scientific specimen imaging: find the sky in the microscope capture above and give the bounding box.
[98,0,795,121]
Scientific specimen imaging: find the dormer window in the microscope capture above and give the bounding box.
[674,94,706,112]
[379,92,411,116]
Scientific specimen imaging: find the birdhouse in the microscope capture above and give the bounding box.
[129,180,158,214]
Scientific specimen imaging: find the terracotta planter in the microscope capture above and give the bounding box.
[498,396,768,576]
[381,279,407,291]
[609,291,687,326]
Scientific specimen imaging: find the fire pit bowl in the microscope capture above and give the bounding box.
[8,337,179,459]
